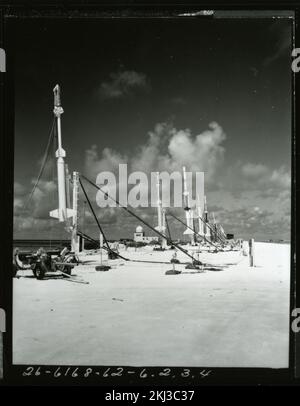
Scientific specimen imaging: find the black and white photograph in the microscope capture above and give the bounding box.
[0,5,299,387]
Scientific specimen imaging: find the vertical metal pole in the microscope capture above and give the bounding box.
[156,172,162,231]
[203,195,209,240]
[100,232,103,265]
[71,171,79,254]
[197,194,203,242]
[183,166,195,244]
[249,238,255,267]
[161,209,167,249]
[211,212,216,243]
[65,164,71,209]
[156,172,167,249]
[82,201,86,252]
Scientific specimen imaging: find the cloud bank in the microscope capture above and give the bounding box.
[85,121,226,183]
[82,121,290,241]
[14,120,291,241]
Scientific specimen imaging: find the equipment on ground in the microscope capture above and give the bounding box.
[13,246,78,280]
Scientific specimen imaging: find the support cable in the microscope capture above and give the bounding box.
[78,178,129,261]
[167,211,219,249]
[80,174,202,264]
[23,118,56,210]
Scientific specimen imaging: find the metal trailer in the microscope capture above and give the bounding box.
[13,247,78,280]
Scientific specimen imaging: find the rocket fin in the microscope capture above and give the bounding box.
[183,228,194,235]
[50,208,75,219]
[66,208,75,218]
[155,225,166,232]
[50,209,59,219]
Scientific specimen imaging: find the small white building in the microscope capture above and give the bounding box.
[133,226,159,244]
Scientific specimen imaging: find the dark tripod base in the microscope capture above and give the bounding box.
[108,251,119,260]
[95,265,111,272]
[165,269,181,275]
[185,263,201,270]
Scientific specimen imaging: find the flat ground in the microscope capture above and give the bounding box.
[13,242,290,367]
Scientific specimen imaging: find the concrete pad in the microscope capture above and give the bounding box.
[13,242,290,367]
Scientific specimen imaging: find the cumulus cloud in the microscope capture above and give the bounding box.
[85,121,226,183]
[99,70,150,99]
[14,117,291,241]
[241,163,291,192]
[198,159,291,240]
[167,122,226,175]
[85,145,128,181]
[14,179,58,222]
[269,166,291,189]
[14,197,24,213]
[224,162,291,197]
[13,146,61,233]
[242,163,269,178]
[82,121,227,231]
[206,201,290,241]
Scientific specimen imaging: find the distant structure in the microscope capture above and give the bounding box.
[134,226,159,244]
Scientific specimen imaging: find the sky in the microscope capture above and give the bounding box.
[12,16,292,241]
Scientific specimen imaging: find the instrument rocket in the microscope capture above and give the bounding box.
[50,84,74,222]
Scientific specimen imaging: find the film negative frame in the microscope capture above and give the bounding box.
[0,2,299,386]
